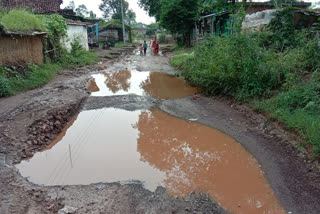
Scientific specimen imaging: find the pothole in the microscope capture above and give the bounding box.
[88,70,200,99]
[16,108,284,214]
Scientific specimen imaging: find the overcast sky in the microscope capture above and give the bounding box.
[61,0,155,24]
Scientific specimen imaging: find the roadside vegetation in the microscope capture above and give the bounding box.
[0,10,98,97]
[168,6,320,156]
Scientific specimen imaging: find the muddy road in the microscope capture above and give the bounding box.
[0,46,319,214]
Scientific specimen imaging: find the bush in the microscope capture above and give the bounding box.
[59,39,98,67]
[181,34,284,100]
[0,9,45,31]
[158,33,168,43]
[0,74,12,97]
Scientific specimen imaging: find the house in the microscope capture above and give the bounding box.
[0,1,99,52]
[0,26,47,65]
[99,20,131,43]
[0,0,62,13]
[246,1,311,14]
[192,1,312,45]
[133,28,147,37]
[59,9,99,51]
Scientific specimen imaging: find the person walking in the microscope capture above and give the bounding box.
[143,41,148,56]
[154,41,160,55]
[139,44,143,56]
[152,37,157,55]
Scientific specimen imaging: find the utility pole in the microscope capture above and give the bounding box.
[121,0,126,45]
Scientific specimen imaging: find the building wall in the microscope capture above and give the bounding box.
[0,0,62,13]
[0,35,44,65]
[99,28,130,42]
[62,24,89,52]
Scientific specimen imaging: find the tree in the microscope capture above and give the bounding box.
[99,0,129,21]
[75,4,89,17]
[89,11,97,19]
[139,0,162,21]
[146,22,159,36]
[65,0,75,10]
[160,0,200,47]
[126,9,136,26]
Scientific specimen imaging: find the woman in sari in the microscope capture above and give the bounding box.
[152,37,157,55]
[154,42,159,55]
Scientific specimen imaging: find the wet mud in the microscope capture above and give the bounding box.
[17,108,284,214]
[1,45,319,214]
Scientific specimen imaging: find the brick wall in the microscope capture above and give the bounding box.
[0,0,62,13]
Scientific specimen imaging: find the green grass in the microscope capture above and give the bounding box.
[59,50,99,68]
[171,33,320,157]
[0,9,46,32]
[0,63,61,96]
[115,42,126,47]
[170,50,193,68]
[0,49,98,97]
[255,79,320,156]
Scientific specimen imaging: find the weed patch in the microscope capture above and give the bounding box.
[0,10,46,32]
[255,78,320,155]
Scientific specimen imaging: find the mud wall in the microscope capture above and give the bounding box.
[0,35,44,65]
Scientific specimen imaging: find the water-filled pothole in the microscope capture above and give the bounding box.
[88,70,200,99]
[16,108,284,213]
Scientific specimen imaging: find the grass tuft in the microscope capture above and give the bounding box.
[0,9,46,32]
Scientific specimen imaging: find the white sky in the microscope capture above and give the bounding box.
[61,0,155,24]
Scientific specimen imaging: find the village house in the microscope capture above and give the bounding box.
[59,9,99,51]
[192,1,313,45]
[0,26,47,65]
[0,0,99,55]
[133,28,147,37]
[99,21,131,43]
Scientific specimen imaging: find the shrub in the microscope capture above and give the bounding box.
[0,10,45,32]
[59,39,98,67]
[181,34,283,100]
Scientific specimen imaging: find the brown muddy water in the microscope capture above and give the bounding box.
[16,108,284,214]
[88,70,200,99]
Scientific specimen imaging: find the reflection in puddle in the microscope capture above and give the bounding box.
[87,79,100,93]
[90,70,200,99]
[16,108,284,214]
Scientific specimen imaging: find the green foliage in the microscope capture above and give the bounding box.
[170,50,193,68]
[265,7,302,51]
[0,63,61,97]
[160,0,200,46]
[75,4,89,17]
[139,0,162,21]
[255,77,320,155]
[39,14,67,61]
[158,32,168,43]
[59,40,98,67]
[178,31,320,101]
[99,0,129,21]
[146,22,159,36]
[0,38,98,97]
[0,9,46,32]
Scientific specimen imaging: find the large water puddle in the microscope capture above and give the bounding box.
[16,108,284,214]
[16,108,284,213]
[88,70,200,99]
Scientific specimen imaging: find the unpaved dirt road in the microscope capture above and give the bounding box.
[0,46,319,214]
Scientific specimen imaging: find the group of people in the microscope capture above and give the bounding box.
[139,37,159,56]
